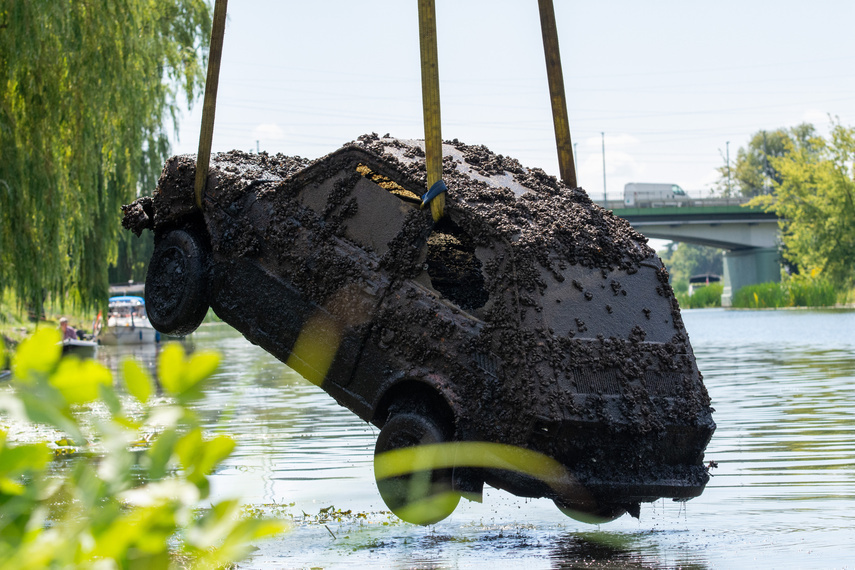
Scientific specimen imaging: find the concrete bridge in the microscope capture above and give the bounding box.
[606,199,780,306]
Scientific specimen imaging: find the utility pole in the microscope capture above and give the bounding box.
[574,142,578,173]
[762,131,770,194]
[256,140,260,154]
[726,141,731,196]
[601,132,607,206]
[538,0,577,188]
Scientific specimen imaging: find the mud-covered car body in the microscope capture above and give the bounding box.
[124,135,715,520]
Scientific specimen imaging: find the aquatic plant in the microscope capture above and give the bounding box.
[0,330,284,569]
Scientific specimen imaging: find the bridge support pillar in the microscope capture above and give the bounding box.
[721,247,780,307]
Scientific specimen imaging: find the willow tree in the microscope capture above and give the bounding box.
[0,1,211,312]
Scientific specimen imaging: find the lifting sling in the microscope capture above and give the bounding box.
[193,0,577,214]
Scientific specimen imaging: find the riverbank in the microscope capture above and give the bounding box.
[0,291,94,350]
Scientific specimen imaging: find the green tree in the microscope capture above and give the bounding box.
[716,124,819,197]
[109,231,155,285]
[0,1,211,312]
[749,123,855,288]
[658,242,724,291]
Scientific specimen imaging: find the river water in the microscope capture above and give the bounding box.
[106,309,855,569]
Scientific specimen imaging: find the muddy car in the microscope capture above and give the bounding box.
[124,134,715,525]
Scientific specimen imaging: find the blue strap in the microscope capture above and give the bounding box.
[421,179,447,208]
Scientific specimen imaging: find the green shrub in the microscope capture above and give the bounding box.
[671,280,689,296]
[676,282,723,309]
[0,330,284,569]
[683,282,724,308]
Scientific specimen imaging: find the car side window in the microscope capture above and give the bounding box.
[295,166,417,258]
[424,218,488,311]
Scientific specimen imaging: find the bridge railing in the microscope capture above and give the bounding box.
[602,196,752,210]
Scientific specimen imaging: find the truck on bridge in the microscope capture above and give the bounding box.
[624,183,689,207]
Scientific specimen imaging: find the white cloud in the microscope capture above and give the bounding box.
[607,151,643,178]
[801,108,830,127]
[252,123,286,144]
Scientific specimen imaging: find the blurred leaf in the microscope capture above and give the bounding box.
[121,358,153,404]
[16,390,85,443]
[187,351,221,382]
[49,358,112,405]
[189,500,287,568]
[114,416,141,431]
[12,328,61,381]
[157,343,186,395]
[183,351,220,395]
[91,505,176,560]
[175,430,234,496]
[0,441,52,477]
[187,499,241,550]
[0,316,284,568]
[120,479,200,509]
[146,428,180,481]
[197,435,235,477]
[0,478,26,496]
[158,344,219,401]
[97,383,123,417]
[175,428,204,475]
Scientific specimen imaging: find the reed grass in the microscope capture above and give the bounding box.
[732,278,837,308]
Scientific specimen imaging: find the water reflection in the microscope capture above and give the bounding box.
[96,311,855,569]
[550,531,706,569]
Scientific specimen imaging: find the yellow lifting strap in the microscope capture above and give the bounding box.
[418,0,446,222]
[194,0,229,209]
[537,0,577,188]
[191,2,574,213]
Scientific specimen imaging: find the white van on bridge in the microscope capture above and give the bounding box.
[624,183,689,207]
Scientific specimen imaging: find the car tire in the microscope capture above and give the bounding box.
[374,408,460,525]
[145,229,209,336]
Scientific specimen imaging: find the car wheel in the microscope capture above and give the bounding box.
[145,229,209,336]
[374,408,460,525]
[554,499,626,524]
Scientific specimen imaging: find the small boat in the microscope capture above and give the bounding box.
[60,338,98,358]
[97,296,158,346]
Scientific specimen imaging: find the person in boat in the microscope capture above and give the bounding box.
[59,317,77,341]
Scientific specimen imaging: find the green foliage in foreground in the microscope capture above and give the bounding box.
[677,283,723,309]
[0,331,285,569]
[732,277,837,308]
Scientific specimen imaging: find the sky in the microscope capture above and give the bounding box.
[170,0,855,203]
